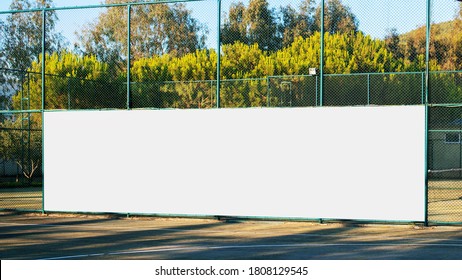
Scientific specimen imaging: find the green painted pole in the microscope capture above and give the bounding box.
[20,76,25,185]
[422,72,425,104]
[41,10,46,111]
[127,5,131,110]
[425,1,431,100]
[319,0,325,107]
[41,9,46,214]
[216,0,221,108]
[424,0,431,226]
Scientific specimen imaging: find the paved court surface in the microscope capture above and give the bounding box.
[1,211,462,260]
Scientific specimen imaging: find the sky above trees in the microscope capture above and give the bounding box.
[0,0,460,48]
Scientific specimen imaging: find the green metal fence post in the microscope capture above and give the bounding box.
[20,75,25,185]
[41,10,46,112]
[424,0,432,226]
[216,0,221,108]
[27,72,31,182]
[422,72,425,104]
[127,4,132,110]
[319,0,325,107]
[41,8,46,214]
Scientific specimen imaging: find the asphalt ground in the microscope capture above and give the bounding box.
[1,211,462,260]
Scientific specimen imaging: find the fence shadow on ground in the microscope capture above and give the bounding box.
[1,212,462,260]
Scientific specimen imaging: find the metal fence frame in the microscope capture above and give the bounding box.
[1,0,461,226]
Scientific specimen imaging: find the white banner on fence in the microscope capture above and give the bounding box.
[44,106,425,221]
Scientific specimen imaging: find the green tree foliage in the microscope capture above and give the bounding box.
[396,5,462,72]
[11,51,121,110]
[221,2,248,45]
[0,0,64,110]
[6,30,403,110]
[385,28,404,61]
[131,49,217,108]
[169,49,217,81]
[222,0,358,51]
[0,0,64,70]
[222,42,266,78]
[274,32,395,75]
[314,0,358,35]
[245,0,278,51]
[220,78,267,108]
[2,0,461,112]
[277,0,317,48]
[0,118,42,183]
[129,31,397,108]
[77,0,207,64]
[454,5,462,69]
[273,34,320,75]
[222,0,278,51]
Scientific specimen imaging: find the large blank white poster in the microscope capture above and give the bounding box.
[44,106,425,221]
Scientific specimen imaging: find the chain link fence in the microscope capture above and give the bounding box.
[427,0,462,225]
[428,104,462,224]
[0,111,42,211]
[0,0,461,224]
